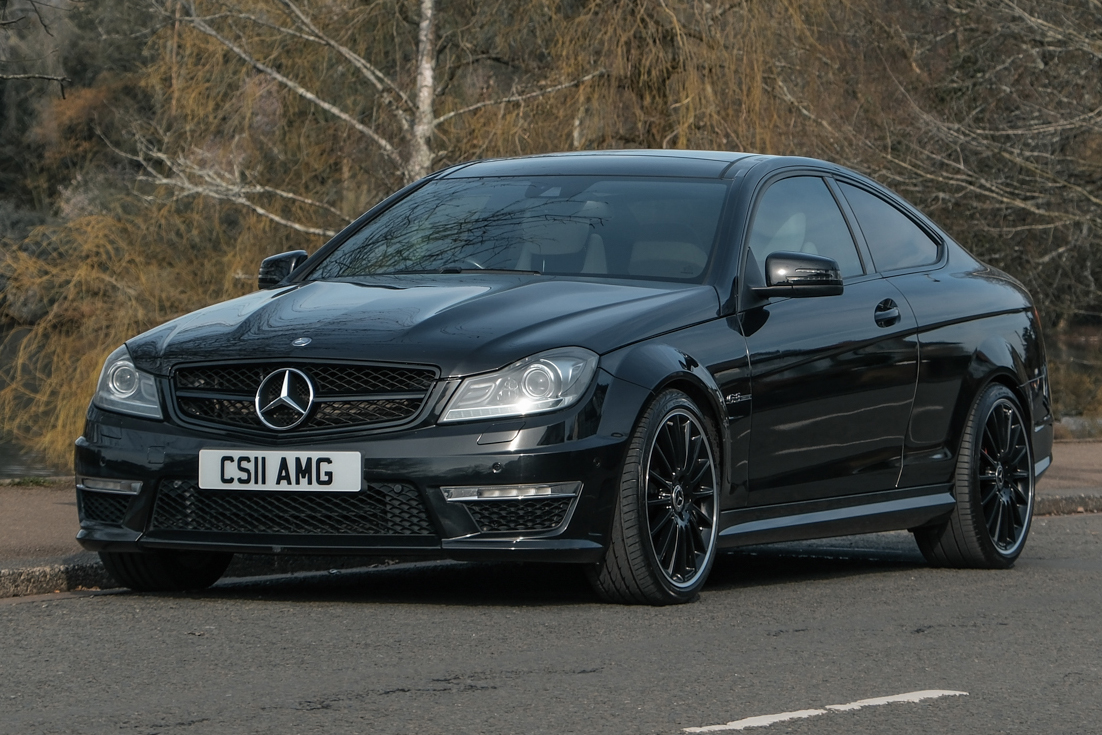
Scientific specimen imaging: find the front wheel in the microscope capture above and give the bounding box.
[99,550,233,592]
[588,390,721,605]
[914,384,1035,568]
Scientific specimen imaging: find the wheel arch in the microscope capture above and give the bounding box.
[945,334,1034,468]
[601,342,732,490]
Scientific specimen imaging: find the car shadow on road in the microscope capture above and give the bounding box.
[706,534,929,592]
[147,533,929,606]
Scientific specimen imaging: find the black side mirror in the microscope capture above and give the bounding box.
[752,251,843,298]
[258,250,309,290]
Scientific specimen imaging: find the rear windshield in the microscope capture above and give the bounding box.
[309,176,730,283]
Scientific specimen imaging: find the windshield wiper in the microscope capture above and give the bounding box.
[436,266,541,275]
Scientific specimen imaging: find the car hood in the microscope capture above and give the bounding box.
[127,276,720,376]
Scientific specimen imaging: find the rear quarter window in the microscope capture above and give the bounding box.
[839,182,940,272]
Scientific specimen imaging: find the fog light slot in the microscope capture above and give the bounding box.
[441,481,580,502]
[78,477,143,495]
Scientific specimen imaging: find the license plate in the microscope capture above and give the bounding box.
[198,450,361,492]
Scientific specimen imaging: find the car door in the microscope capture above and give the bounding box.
[740,175,919,506]
[834,180,965,490]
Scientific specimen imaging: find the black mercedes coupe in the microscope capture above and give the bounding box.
[75,150,1053,604]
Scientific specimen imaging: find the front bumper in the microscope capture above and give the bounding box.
[75,373,647,563]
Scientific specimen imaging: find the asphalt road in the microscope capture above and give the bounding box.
[3,515,1101,735]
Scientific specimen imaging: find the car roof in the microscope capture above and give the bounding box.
[439,150,766,179]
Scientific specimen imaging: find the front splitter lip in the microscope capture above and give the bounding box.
[76,529,606,564]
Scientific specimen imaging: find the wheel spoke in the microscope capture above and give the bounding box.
[662,418,683,470]
[1010,483,1029,505]
[688,458,712,487]
[682,419,693,473]
[1000,407,1013,455]
[684,519,698,558]
[980,486,1000,507]
[687,518,707,556]
[1010,500,1024,532]
[688,502,713,529]
[1002,501,1016,547]
[690,485,715,501]
[666,525,682,577]
[1008,422,1023,458]
[650,508,675,535]
[983,421,1000,458]
[987,500,1003,539]
[648,471,674,493]
[656,521,677,568]
[686,428,702,470]
[652,440,674,476]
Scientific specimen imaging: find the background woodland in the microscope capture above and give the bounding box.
[1,0,1100,465]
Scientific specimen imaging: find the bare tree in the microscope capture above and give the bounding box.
[129,0,604,236]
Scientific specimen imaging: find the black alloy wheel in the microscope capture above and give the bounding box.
[589,390,720,604]
[915,384,1034,568]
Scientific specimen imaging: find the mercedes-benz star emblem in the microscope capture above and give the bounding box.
[255,368,315,430]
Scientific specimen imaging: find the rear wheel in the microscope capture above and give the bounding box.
[99,550,233,592]
[588,390,720,605]
[914,384,1034,568]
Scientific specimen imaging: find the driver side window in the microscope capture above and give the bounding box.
[748,177,865,279]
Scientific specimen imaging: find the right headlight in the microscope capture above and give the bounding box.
[440,347,598,423]
[92,345,163,420]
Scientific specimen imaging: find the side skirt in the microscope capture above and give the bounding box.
[717,485,955,548]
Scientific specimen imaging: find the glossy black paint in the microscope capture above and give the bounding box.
[76,150,1053,569]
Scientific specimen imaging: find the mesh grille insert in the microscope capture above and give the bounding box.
[172,362,437,433]
[80,490,130,525]
[465,497,573,533]
[150,479,435,536]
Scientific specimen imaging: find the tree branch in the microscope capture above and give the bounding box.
[177,1,406,173]
[434,69,606,125]
[272,0,415,125]
[0,72,69,82]
[104,132,346,238]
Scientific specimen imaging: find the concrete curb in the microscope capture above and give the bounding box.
[1035,494,1102,517]
[0,553,403,600]
[2,495,1100,599]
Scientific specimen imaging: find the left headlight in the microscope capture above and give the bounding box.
[440,347,598,423]
[92,345,163,420]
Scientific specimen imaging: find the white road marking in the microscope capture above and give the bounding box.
[686,710,826,732]
[684,690,968,732]
[826,690,967,711]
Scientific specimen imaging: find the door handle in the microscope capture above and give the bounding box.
[875,299,901,327]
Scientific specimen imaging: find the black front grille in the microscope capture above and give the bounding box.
[150,479,435,536]
[465,497,574,533]
[172,362,437,433]
[80,490,130,525]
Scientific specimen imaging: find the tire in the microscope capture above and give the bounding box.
[914,384,1034,569]
[99,550,233,592]
[588,389,721,605]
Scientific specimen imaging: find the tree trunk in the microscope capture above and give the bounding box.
[409,0,436,183]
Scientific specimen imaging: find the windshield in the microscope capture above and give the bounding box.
[309,176,729,283]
